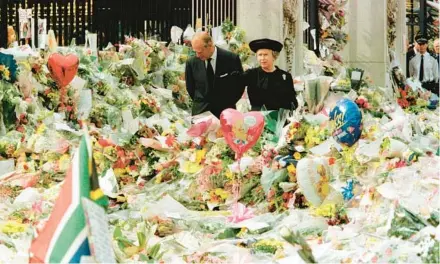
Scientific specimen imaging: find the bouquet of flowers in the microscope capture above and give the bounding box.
[252,238,284,256]
[285,120,311,144]
[0,130,23,158]
[311,203,349,225]
[388,205,427,240]
[0,80,21,131]
[304,124,331,149]
[184,252,227,263]
[136,94,161,118]
[112,220,165,262]
[89,102,122,128]
[221,19,253,63]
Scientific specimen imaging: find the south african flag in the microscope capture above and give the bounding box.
[29,132,108,263]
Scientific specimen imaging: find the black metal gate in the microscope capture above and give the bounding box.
[0,0,193,49]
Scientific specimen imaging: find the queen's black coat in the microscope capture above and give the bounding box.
[242,66,298,111]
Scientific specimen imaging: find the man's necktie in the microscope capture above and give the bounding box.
[206,58,214,90]
[419,55,424,82]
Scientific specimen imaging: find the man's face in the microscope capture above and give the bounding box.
[418,42,428,54]
[192,39,212,61]
[414,42,420,52]
[434,40,440,54]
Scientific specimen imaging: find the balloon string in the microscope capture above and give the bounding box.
[59,85,67,111]
[233,156,241,203]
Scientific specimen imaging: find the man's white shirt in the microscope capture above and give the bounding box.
[409,52,439,82]
[205,47,217,74]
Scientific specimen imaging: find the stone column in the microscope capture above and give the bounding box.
[294,0,304,76]
[237,0,285,69]
[396,0,407,73]
[344,0,387,86]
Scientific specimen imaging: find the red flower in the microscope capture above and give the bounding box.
[395,160,406,168]
[328,157,336,165]
[116,148,125,158]
[16,125,25,133]
[98,138,113,147]
[165,135,176,147]
[267,189,276,200]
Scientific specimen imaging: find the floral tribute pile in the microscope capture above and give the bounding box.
[0,30,439,263]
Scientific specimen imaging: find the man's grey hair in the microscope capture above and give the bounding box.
[193,32,213,48]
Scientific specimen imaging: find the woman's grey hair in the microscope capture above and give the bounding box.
[255,50,280,59]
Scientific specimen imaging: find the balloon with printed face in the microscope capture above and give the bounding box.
[220,108,264,158]
[329,98,363,147]
[48,53,79,87]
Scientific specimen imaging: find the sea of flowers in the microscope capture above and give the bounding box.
[0,30,439,263]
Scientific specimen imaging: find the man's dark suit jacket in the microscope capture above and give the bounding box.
[185,47,244,117]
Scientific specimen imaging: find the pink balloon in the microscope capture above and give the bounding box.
[220,108,264,158]
[48,53,79,87]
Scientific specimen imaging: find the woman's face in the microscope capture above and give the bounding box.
[256,49,275,70]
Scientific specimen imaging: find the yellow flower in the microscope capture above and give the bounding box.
[287,164,296,174]
[195,148,207,164]
[155,172,163,184]
[161,129,174,136]
[0,221,27,234]
[254,239,284,249]
[93,152,105,163]
[182,161,202,174]
[114,168,127,177]
[4,68,10,79]
[36,124,47,134]
[225,169,234,179]
[58,154,71,171]
[237,227,248,237]
[312,203,337,217]
[293,152,301,160]
[214,188,229,200]
[0,65,4,71]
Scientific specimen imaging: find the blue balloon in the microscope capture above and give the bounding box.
[329,98,362,147]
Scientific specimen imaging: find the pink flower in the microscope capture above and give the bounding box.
[32,201,43,214]
[385,248,392,256]
[227,202,254,223]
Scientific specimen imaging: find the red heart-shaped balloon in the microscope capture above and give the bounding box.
[48,53,79,87]
[220,108,264,158]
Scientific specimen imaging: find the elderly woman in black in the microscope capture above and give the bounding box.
[241,38,298,111]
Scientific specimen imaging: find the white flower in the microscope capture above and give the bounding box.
[279,226,292,238]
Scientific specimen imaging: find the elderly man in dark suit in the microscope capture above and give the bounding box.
[185,32,244,118]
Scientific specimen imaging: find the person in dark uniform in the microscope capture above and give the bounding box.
[185,32,244,118]
[240,38,298,111]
